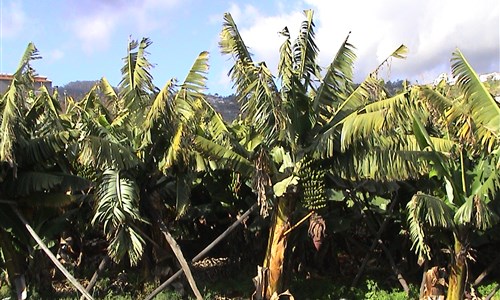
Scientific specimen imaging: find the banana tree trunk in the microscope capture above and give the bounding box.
[261,194,294,299]
[447,236,466,300]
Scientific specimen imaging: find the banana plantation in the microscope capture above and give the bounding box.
[1,10,499,300]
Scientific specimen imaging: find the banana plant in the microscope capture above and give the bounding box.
[408,49,500,300]
[0,43,92,299]
[195,10,437,299]
[69,37,227,299]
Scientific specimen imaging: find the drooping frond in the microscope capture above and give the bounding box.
[175,51,209,123]
[454,194,498,231]
[155,51,210,170]
[320,44,407,133]
[62,95,77,115]
[141,79,176,147]
[78,136,140,170]
[312,75,396,158]
[293,9,320,85]
[107,226,145,267]
[7,171,90,197]
[241,63,283,144]
[278,27,293,92]
[81,85,99,112]
[38,85,62,120]
[78,113,109,144]
[328,76,380,127]
[407,192,454,262]
[13,42,41,82]
[147,80,174,125]
[100,77,121,113]
[179,51,209,96]
[220,13,283,145]
[419,86,471,140]
[372,44,408,77]
[92,169,145,265]
[220,13,257,94]
[19,130,77,167]
[328,146,430,181]
[421,84,495,154]
[118,37,156,116]
[313,33,356,125]
[198,96,230,143]
[340,89,426,151]
[108,113,131,140]
[341,110,386,150]
[77,84,113,122]
[175,173,192,217]
[0,82,23,164]
[194,135,253,176]
[450,49,500,151]
[471,153,500,201]
[402,135,456,153]
[25,86,64,137]
[159,123,184,172]
[419,86,455,114]
[326,132,457,182]
[0,43,41,164]
[412,116,455,183]
[311,78,373,158]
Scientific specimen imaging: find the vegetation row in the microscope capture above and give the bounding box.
[1,9,499,300]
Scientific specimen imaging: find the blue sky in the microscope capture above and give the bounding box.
[1,0,499,95]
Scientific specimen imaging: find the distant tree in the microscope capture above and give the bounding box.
[384,79,405,96]
[206,93,239,122]
[61,80,101,100]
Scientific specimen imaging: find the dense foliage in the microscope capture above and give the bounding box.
[0,10,499,300]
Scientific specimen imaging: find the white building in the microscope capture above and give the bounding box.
[479,72,500,82]
[0,74,52,94]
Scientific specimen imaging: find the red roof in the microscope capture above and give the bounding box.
[0,74,52,83]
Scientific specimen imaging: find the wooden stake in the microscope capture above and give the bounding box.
[79,256,110,300]
[145,203,258,300]
[157,220,202,300]
[11,206,93,300]
[282,210,314,237]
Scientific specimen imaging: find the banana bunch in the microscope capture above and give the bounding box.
[299,160,327,210]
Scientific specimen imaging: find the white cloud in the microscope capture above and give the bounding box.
[223,4,304,68]
[1,1,26,38]
[226,0,500,84]
[72,14,119,53]
[240,13,302,59]
[129,0,180,33]
[47,49,65,63]
[217,67,232,90]
[143,0,179,9]
[67,0,180,54]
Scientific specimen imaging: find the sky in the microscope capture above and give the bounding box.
[1,0,499,95]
